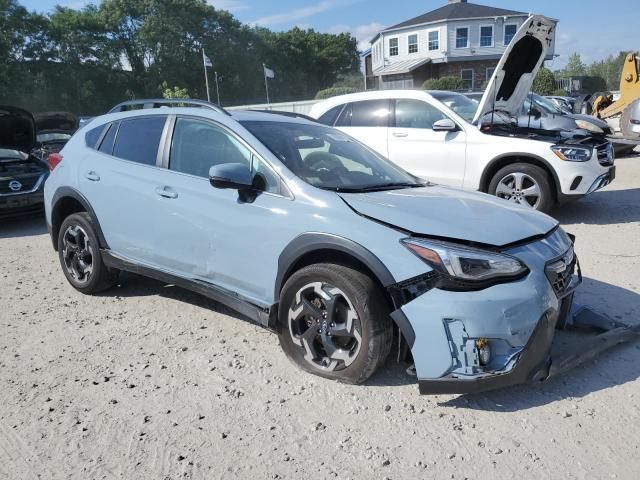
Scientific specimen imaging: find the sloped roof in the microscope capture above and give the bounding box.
[387,2,527,31]
[373,57,431,76]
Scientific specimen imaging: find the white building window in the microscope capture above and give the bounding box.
[428,30,439,51]
[461,69,474,89]
[455,27,469,49]
[389,37,399,56]
[480,25,494,47]
[504,24,518,45]
[408,34,418,54]
[486,67,495,81]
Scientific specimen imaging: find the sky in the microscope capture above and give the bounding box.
[19,0,640,69]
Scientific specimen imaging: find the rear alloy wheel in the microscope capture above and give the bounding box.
[278,264,392,384]
[57,212,119,294]
[489,163,554,213]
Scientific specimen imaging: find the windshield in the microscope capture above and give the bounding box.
[524,94,565,116]
[429,92,478,122]
[241,121,424,192]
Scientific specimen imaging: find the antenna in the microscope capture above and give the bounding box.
[489,69,498,129]
[527,90,534,130]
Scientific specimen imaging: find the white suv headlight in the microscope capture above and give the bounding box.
[402,239,528,284]
[551,145,593,162]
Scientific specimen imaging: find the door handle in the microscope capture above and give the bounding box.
[155,186,178,199]
[392,132,409,138]
[85,171,100,181]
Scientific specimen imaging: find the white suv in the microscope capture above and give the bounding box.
[310,16,615,213]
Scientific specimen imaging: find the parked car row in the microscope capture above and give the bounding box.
[4,16,632,396]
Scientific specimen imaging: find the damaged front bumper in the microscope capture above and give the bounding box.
[394,229,640,395]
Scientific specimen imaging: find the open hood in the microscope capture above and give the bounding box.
[33,111,78,135]
[0,106,36,153]
[339,186,557,248]
[473,15,556,125]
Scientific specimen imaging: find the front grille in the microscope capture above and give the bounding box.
[596,143,614,166]
[545,247,578,297]
[0,174,42,194]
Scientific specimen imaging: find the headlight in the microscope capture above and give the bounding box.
[402,239,528,285]
[574,120,604,134]
[551,145,592,162]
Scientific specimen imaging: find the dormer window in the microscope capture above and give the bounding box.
[408,34,418,54]
[480,25,494,47]
[455,27,469,49]
[428,30,439,51]
[389,37,399,56]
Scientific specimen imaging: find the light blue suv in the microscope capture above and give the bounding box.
[44,100,584,394]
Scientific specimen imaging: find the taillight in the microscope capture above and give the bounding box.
[48,153,63,170]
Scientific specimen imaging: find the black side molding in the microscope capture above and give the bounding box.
[102,251,273,327]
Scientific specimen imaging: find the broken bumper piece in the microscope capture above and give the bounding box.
[418,307,640,395]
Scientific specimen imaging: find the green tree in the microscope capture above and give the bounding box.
[562,53,587,77]
[162,81,189,99]
[315,87,359,100]
[422,76,465,91]
[532,67,556,96]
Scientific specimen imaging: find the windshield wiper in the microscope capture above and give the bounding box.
[333,182,427,193]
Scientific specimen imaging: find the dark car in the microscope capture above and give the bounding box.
[0,106,71,218]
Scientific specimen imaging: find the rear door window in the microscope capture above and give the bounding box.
[112,116,166,166]
[335,100,391,127]
[85,125,104,148]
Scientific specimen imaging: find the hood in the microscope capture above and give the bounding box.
[33,112,78,135]
[0,106,36,153]
[568,113,610,130]
[473,15,556,124]
[339,186,557,248]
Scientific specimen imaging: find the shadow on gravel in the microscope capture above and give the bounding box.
[103,272,255,321]
[440,277,640,411]
[0,214,47,239]
[552,187,640,225]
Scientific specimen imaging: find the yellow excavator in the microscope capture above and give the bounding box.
[587,53,640,151]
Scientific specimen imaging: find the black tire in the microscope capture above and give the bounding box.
[277,263,393,385]
[488,163,555,213]
[57,212,119,294]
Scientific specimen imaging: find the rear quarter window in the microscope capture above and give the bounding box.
[317,105,344,126]
[112,116,166,166]
[85,125,104,148]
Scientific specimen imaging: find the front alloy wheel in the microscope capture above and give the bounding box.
[288,282,362,371]
[278,263,392,384]
[495,172,542,209]
[488,163,554,213]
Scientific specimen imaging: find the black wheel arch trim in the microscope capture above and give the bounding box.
[275,232,415,347]
[480,153,561,199]
[51,187,109,251]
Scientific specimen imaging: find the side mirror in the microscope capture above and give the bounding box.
[209,163,252,190]
[432,118,457,132]
[529,108,543,119]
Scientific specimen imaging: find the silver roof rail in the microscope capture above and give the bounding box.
[108,99,230,116]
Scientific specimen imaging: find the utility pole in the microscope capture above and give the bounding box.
[202,49,211,102]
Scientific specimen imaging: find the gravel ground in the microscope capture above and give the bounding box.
[1,155,639,480]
